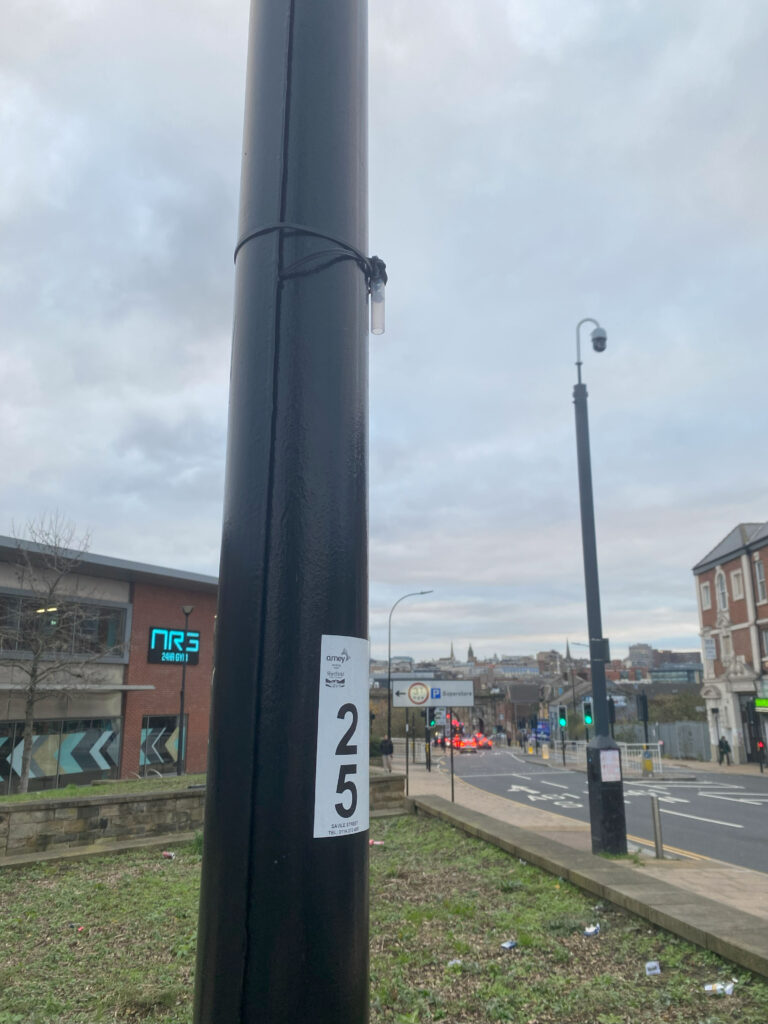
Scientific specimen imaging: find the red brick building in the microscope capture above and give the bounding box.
[0,536,217,793]
[693,523,768,763]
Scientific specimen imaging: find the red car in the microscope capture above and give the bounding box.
[451,733,478,752]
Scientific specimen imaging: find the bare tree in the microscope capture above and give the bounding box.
[0,514,120,793]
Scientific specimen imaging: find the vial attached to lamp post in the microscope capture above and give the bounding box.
[369,256,387,336]
[573,318,627,854]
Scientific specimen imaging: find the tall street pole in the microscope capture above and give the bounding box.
[194,4,371,1022]
[386,589,433,739]
[573,318,627,855]
[176,605,193,776]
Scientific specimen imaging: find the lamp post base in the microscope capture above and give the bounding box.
[586,734,627,854]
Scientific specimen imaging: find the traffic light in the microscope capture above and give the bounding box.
[557,705,567,729]
[583,701,593,726]
[636,693,648,722]
[428,707,436,727]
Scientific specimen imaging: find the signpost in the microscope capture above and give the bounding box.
[392,681,473,708]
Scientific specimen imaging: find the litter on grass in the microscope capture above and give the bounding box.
[500,940,517,950]
[369,840,385,847]
[704,980,736,996]
[583,924,600,937]
[645,961,661,976]
[162,851,176,860]
[447,959,462,967]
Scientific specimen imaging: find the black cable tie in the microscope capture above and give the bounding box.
[234,222,386,294]
[234,222,366,265]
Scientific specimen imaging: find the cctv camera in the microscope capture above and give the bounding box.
[591,326,607,352]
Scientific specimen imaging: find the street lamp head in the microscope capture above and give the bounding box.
[181,605,194,616]
[590,326,607,352]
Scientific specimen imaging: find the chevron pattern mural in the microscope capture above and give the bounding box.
[0,719,121,789]
[140,716,186,768]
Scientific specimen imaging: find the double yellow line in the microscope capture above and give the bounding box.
[627,833,711,861]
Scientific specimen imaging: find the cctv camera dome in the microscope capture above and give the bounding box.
[590,326,607,352]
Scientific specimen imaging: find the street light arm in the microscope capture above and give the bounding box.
[388,589,434,631]
[575,317,602,385]
[386,589,434,739]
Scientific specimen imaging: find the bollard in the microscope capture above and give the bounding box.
[642,749,653,777]
[651,795,664,859]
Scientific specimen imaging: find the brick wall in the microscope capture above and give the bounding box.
[0,775,405,857]
[121,583,217,778]
[0,789,205,856]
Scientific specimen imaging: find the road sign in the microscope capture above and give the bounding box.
[392,680,474,708]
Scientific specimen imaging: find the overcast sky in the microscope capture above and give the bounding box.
[3,1,768,663]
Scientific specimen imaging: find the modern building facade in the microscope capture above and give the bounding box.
[693,523,768,763]
[0,536,216,793]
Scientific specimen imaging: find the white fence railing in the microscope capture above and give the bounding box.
[547,740,662,777]
[390,737,664,777]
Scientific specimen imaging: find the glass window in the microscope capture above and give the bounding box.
[0,595,126,659]
[731,570,744,600]
[140,714,186,775]
[700,582,711,610]
[761,629,768,658]
[756,560,767,604]
[0,595,21,651]
[716,572,728,611]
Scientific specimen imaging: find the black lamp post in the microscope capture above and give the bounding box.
[387,590,433,739]
[573,318,627,854]
[177,604,193,776]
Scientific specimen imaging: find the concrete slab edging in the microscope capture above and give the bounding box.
[410,794,768,978]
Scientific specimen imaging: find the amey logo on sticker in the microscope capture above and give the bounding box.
[325,647,351,687]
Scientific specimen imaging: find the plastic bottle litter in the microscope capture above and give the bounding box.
[162,851,176,860]
[583,924,600,937]
[500,940,517,950]
[645,961,661,976]
[704,980,736,996]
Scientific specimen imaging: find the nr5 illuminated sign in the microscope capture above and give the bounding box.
[148,627,200,665]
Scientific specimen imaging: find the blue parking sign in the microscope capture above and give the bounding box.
[431,687,441,699]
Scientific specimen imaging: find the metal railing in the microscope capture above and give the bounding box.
[551,740,662,777]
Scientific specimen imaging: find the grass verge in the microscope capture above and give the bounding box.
[0,774,207,804]
[0,813,766,1022]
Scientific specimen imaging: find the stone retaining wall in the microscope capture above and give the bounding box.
[0,772,405,857]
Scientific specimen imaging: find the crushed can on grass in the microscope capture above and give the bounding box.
[583,924,600,937]
[369,840,385,847]
[645,961,661,976]
[162,851,176,860]
[500,940,517,951]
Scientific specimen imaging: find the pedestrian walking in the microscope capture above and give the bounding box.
[718,736,731,766]
[380,735,394,773]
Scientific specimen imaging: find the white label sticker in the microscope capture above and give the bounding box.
[600,749,622,782]
[313,634,370,839]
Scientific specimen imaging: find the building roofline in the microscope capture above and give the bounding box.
[692,522,766,574]
[0,535,218,593]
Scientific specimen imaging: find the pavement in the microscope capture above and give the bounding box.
[392,750,768,978]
